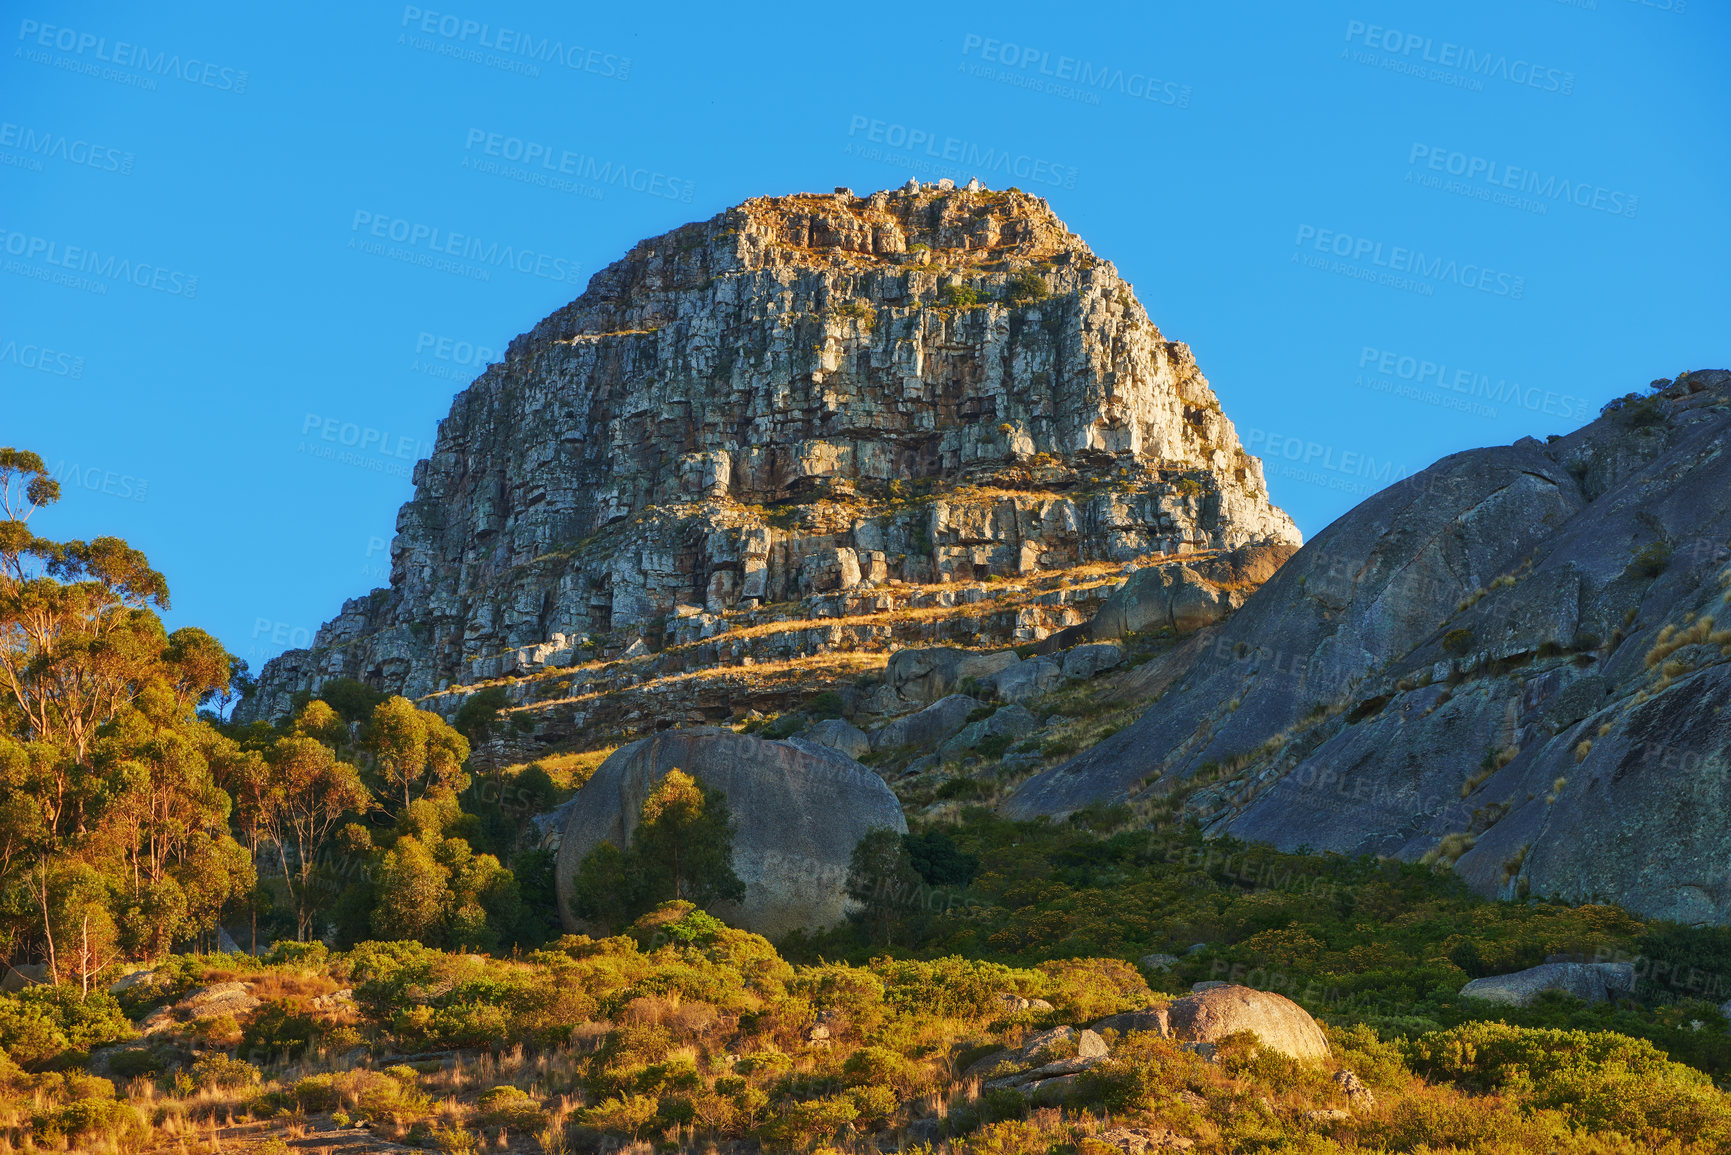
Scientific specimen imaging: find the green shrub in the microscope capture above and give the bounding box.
[292,1074,338,1112]
[1406,1021,1731,1143]
[1443,628,1474,656]
[807,691,846,720]
[940,284,980,309]
[0,986,133,1067]
[239,1001,318,1060]
[191,1052,261,1091]
[1006,269,1049,305]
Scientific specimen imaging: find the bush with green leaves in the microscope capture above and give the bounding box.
[572,771,743,934]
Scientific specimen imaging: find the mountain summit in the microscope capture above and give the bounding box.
[243,184,1297,723]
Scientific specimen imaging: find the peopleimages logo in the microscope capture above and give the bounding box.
[349,211,582,284]
[845,116,1078,189]
[0,122,133,174]
[958,33,1191,108]
[1408,144,1638,219]
[0,336,83,377]
[15,19,249,93]
[1343,20,1574,95]
[1358,346,1592,420]
[462,130,694,202]
[398,7,630,79]
[0,227,198,297]
[1294,225,1525,299]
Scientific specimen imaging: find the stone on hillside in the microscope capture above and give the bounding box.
[1090,1008,1170,1036]
[991,656,1065,703]
[970,1026,1112,1098]
[888,647,1020,704]
[2,963,48,992]
[939,704,1038,759]
[142,981,261,1035]
[1089,564,1230,641]
[1062,642,1124,680]
[553,728,906,938]
[869,694,982,751]
[107,967,159,994]
[1096,1126,1195,1153]
[180,982,259,1018]
[1458,962,1634,1007]
[1333,1069,1375,1110]
[1164,985,1330,1062]
[802,718,871,760]
[1140,952,1180,972]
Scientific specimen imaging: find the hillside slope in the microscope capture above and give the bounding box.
[1008,370,1731,925]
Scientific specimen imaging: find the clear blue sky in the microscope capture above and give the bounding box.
[5,0,1726,673]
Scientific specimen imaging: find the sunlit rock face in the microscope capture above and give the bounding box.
[240,185,1297,721]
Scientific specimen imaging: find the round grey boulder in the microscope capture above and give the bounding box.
[1165,985,1330,1062]
[554,727,906,939]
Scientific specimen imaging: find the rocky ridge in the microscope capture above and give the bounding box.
[240,183,1297,729]
[1008,370,1731,925]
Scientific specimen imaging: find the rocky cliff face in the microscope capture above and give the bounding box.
[1007,370,1731,926]
[242,184,1297,721]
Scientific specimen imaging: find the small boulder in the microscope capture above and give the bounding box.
[939,704,1038,759]
[1140,953,1180,972]
[180,982,260,1019]
[1090,1008,1170,1037]
[1164,985,1330,1062]
[108,967,159,995]
[1096,1125,1195,1153]
[1190,980,1227,992]
[963,1025,1108,1081]
[1062,643,1124,680]
[1333,1069,1375,1110]
[1,963,48,993]
[870,695,983,751]
[1458,962,1634,1007]
[802,718,871,760]
[311,988,355,1013]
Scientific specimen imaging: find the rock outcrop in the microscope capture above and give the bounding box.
[239,184,1296,724]
[1459,962,1635,1006]
[1006,370,1731,925]
[552,727,905,938]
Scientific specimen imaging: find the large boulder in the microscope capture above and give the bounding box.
[1164,985,1330,1062]
[1087,544,1297,643]
[553,728,906,938]
[1459,962,1635,1007]
[887,647,1020,704]
[1062,643,1125,680]
[870,694,982,751]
